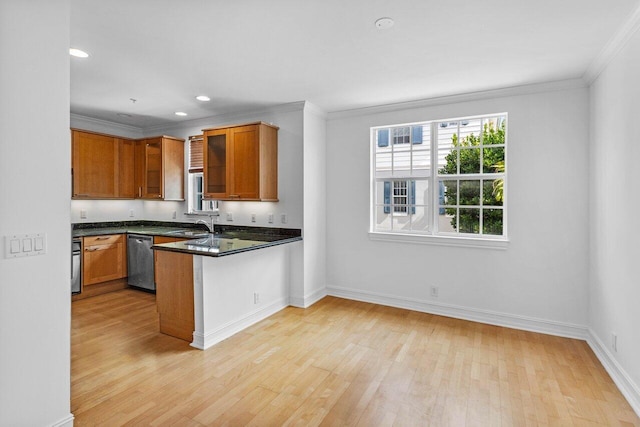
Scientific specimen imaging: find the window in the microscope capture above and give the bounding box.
[371,113,507,242]
[187,135,217,213]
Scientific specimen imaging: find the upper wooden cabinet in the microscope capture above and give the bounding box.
[135,136,185,200]
[71,129,184,200]
[202,122,278,201]
[71,129,135,198]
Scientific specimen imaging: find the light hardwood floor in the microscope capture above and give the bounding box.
[71,289,639,426]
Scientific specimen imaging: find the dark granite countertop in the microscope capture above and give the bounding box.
[73,221,302,256]
[152,233,302,257]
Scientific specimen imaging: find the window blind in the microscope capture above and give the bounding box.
[189,135,203,173]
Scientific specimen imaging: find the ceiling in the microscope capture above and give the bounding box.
[70,0,639,129]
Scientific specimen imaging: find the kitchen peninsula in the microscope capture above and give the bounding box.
[152,226,302,349]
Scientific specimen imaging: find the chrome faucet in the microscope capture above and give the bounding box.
[195,218,215,233]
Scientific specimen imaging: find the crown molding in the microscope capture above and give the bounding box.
[69,113,144,138]
[142,101,306,135]
[583,3,640,84]
[303,101,327,119]
[326,79,586,120]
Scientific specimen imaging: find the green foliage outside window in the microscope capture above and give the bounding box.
[439,121,505,234]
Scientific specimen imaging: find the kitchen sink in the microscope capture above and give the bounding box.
[166,230,210,237]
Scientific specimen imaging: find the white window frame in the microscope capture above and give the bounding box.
[369,113,508,250]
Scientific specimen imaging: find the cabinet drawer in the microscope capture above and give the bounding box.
[84,234,123,246]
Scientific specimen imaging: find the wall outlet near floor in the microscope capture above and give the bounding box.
[430,286,439,297]
[268,213,274,224]
[226,212,233,221]
[280,213,287,224]
[251,213,257,223]
[253,292,260,304]
[612,332,618,352]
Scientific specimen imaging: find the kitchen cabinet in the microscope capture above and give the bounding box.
[82,234,127,286]
[202,122,278,201]
[155,249,194,342]
[71,129,135,198]
[135,136,185,200]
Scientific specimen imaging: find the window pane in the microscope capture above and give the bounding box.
[483,209,503,235]
[438,207,457,233]
[438,148,456,174]
[375,181,388,208]
[459,180,480,205]
[459,148,480,174]
[410,205,429,232]
[413,180,429,205]
[482,117,506,145]
[482,147,505,173]
[376,152,392,176]
[392,211,411,231]
[393,148,411,173]
[375,206,392,231]
[441,179,458,206]
[458,208,480,234]
[412,147,430,175]
[483,179,503,206]
[460,119,482,143]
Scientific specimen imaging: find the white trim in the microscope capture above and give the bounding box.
[583,3,640,84]
[303,101,327,119]
[51,414,74,427]
[328,79,586,120]
[144,101,306,135]
[587,329,640,417]
[326,285,588,340]
[70,113,144,138]
[369,231,509,250]
[190,297,289,350]
[289,287,327,308]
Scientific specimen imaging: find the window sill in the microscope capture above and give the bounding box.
[368,231,509,250]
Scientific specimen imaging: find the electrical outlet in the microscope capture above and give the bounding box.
[612,333,618,352]
[226,212,233,221]
[80,210,87,219]
[253,292,260,304]
[129,209,134,218]
[280,213,287,224]
[172,210,177,219]
[251,213,257,223]
[268,213,274,224]
[430,286,439,297]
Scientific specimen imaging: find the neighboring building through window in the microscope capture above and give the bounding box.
[371,114,507,240]
[187,135,217,213]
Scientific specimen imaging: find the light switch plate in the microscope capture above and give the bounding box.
[4,233,47,259]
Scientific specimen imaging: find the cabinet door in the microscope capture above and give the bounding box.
[136,138,163,199]
[118,138,136,198]
[162,137,185,201]
[72,130,119,198]
[203,129,229,198]
[83,236,125,286]
[230,125,260,200]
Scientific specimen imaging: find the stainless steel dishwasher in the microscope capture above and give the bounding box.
[127,234,155,292]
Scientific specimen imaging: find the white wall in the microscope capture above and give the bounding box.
[326,84,590,333]
[0,1,73,426]
[589,27,640,412]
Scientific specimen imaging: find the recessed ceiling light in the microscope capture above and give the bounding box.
[175,111,188,116]
[69,48,89,58]
[196,95,210,102]
[374,17,394,30]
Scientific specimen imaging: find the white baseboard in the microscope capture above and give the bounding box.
[51,414,74,427]
[587,329,640,417]
[326,285,588,339]
[191,297,289,350]
[289,287,327,308]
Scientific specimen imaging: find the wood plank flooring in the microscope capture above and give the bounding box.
[71,289,639,426]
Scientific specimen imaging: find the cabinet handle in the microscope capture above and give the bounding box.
[85,247,99,252]
[76,194,89,197]
[96,236,110,240]
[138,187,142,197]
[229,194,239,198]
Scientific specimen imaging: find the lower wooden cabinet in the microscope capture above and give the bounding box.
[155,250,194,342]
[73,234,128,300]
